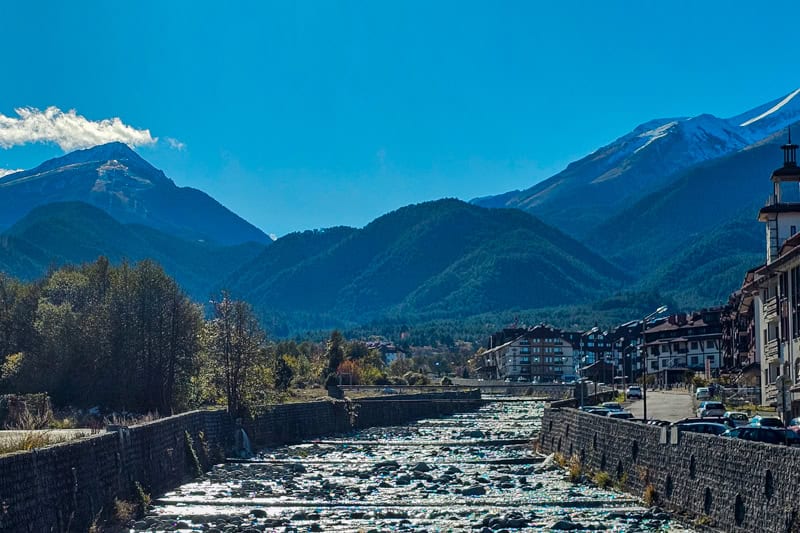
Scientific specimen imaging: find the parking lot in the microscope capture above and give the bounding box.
[624,390,694,422]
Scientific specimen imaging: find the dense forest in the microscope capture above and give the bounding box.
[0,258,441,416]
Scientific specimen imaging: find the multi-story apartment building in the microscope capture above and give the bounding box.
[481,324,575,382]
[642,310,723,385]
[608,320,646,385]
[738,132,800,418]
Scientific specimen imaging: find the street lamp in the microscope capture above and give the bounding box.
[622,345,636,396]
[642,305,668,422]
[579,326,600,406]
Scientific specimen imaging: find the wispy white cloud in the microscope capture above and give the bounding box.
[0,106,157,151]
[165,137,186,151]
[0,168,22,178]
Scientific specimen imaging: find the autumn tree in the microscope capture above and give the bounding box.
[209,292,265,416]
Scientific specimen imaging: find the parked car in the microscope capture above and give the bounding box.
[749,415,784,428]
[626,386,643,399]
[788,417,800,434]
[723,411,750,427]
[695,387,711,400]
[673,416,736,428]
[607,411,635,420]
[580,406,611,416]
[677,422,729,435]
[697,401,726,418]
[600,402,624,412]
[722,427,800,446]
[517,376,529,382]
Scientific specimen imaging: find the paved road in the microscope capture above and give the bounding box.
[625,390,694,422]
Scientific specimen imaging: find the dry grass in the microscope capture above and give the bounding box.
[0,431,76,455]
[643,483,658,506]
[113,499,137,522]
[592,470,612,488]
[567,454,583,483]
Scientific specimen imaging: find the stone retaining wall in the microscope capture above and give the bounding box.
[0,409,228,533]
[0,391,481,532]
[540,406,800,532]
[244,390,482,445]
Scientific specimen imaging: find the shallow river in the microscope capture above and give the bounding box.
[133,399,698,532]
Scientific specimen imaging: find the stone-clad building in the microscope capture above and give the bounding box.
[480,324,576,382]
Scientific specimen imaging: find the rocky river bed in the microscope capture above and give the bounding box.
[132,399,699,532]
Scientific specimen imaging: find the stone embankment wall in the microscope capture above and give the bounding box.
[244,390,482,445]
[0,392,481,532]
[540,407,800,532]
[0,409,228,532]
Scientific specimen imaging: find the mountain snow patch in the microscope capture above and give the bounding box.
[739,88,800,127]
[634,121,678,154]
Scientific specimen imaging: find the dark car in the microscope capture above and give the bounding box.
[673,416,736,428]
[722,427,800,446]
[608,411,635,420]
[676,422,729,435]
[788,417,800,434]
[749,415,784,428]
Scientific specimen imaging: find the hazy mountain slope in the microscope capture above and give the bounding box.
[230,199,628,323]
[473,89,800,241]
[0,142,270,246]
[638,213,764,309]
[0,202,265,300]
[587,138,781,276]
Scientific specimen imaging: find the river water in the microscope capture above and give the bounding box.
[132,399,698,532]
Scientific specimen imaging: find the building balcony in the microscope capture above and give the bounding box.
[765,383,778,405]
[764,296,778,321]
[765,339,779,363]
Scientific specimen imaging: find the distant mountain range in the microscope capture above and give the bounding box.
[0,142,271,246]
[1,88,797,335]
[473,88,800,239]
[474,88,800,307]
[227,199,627,326]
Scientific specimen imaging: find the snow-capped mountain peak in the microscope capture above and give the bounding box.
[728,88,800,143]
[738,88,800,127]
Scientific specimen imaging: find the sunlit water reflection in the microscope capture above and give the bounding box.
[133,399,697,532]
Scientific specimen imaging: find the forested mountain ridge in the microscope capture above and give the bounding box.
[0,201,265,301]
[229,199,628,325]
[0,142,271,246]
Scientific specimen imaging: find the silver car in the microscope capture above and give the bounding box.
[697,401,725,418]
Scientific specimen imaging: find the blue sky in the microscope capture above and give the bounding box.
[0,1,798,236]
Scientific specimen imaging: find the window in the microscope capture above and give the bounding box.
[691,356,699,365]
[706,340,715,349]
[691,341,698,350]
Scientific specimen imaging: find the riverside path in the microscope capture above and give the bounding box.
[132,397,699,531]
